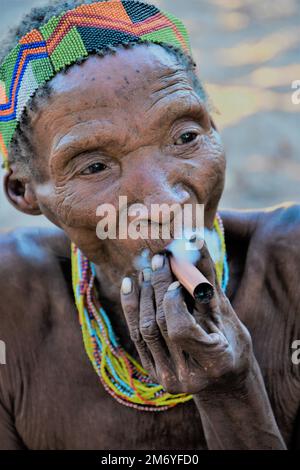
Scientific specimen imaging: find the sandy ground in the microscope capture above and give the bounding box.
[0,0,299,230]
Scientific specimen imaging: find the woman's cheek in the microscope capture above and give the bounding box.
[34,179,97,229]
[176,133,225,206]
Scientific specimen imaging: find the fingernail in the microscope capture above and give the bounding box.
[167,281,180,291]
[152,254,164,271]
[121,277,133,294]
[142,268,152,282]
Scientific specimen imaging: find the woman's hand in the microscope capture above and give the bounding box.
[120,244,253,395]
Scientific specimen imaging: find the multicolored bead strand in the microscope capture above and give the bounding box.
[71,213,229,412]
[214,213,229,292]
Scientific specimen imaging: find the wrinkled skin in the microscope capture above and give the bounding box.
[0,44,299,450]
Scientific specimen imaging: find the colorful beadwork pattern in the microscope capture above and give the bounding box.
[71,215,229,411]
[0,0,192,168]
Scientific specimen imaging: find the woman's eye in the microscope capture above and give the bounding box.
[81,162,107,175]
[175,132,199,146]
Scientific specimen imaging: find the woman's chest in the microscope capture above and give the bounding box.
[15,319,207,450]
[18,376,207,450]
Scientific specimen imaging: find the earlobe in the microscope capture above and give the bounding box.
[3,169,42,216]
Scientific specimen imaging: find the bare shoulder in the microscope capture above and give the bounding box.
[0,225,70,265]
[220,202,300,252]
[221,202,300,313]
[256,202,300,243]
[0,226,71,333]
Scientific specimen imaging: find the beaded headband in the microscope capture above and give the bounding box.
[0,0,192,169]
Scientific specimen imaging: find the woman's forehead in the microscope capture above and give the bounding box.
[31,45,195,146]
[45,44,190,105]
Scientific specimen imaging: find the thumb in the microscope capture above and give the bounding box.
[195,240,217,287]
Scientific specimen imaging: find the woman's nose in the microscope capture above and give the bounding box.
[143,181,191,208]
[121,156,191,210]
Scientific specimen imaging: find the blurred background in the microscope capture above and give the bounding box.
[0,0,299,230]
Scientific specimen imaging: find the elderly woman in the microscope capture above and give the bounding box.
[0,0,299,451]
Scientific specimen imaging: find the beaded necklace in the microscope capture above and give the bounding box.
[71,213,229,412]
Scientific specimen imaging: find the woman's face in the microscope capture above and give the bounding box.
[27,44,226,275]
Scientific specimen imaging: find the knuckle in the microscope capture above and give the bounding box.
[151,270,172,290]
[156,308,167,329]
[164,384,181,394]
[147,371,158,383]
[140,320,159,341]
[162,293,177,312]
[206,365,223,379]
[159,371,180,394]
[177,367,189,384]
[129,327,142,343]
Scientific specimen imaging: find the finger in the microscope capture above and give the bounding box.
[140,268,175,383]
[195,240,217,287]
[151,255,188,375]
[164,284,227,364]
[151,254,173,339]
[193,241,223,314]
[120,276,155,376]
[140,268,168,356]
[163,282,221,348]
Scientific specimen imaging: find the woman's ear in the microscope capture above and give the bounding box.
[3,167,42,216]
